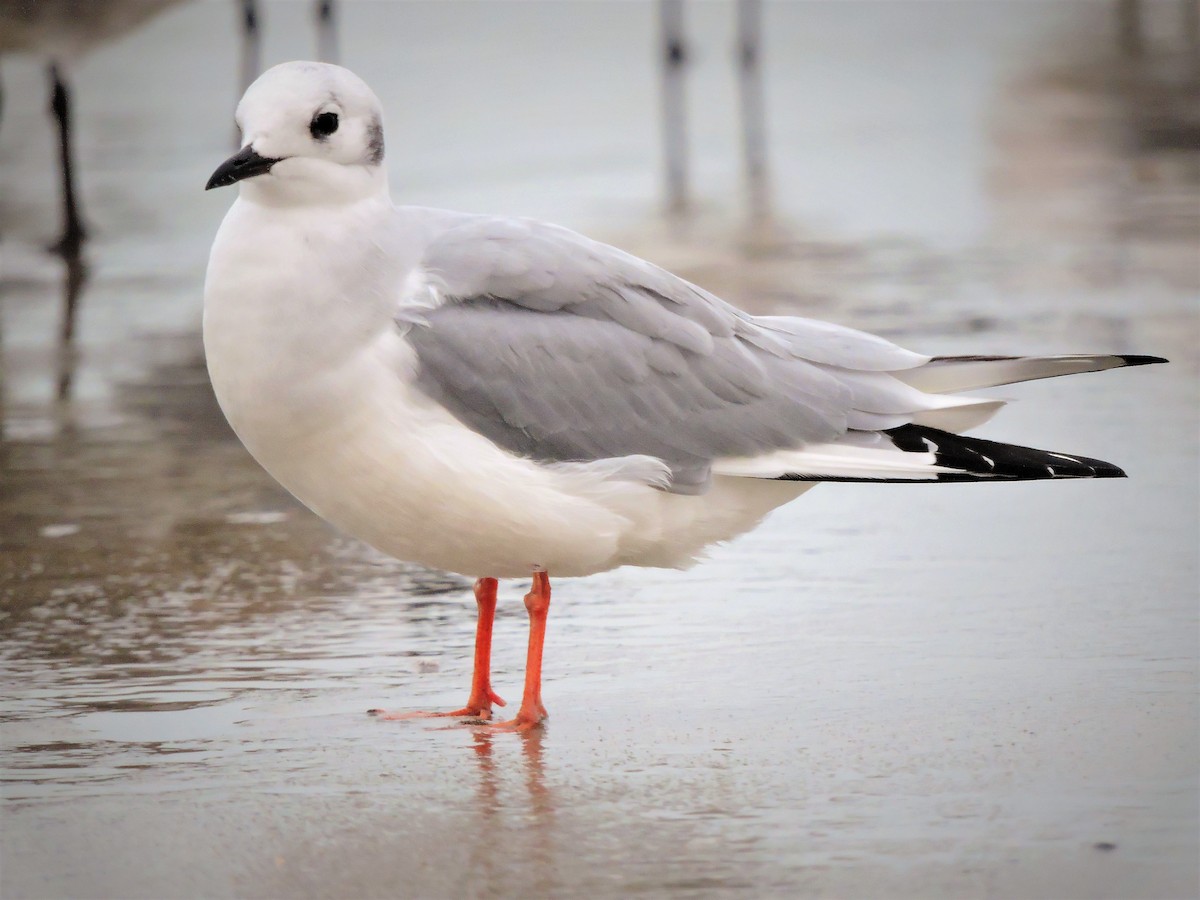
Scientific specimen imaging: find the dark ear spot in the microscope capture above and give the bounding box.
[366,117,385,164]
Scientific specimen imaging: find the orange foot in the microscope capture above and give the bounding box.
[480,704,547,733]
[367,690,505,722]
[368,577,504,722]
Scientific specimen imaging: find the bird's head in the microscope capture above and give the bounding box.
[206,61,387,204]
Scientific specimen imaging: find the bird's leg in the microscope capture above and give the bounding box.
[488,571,551,732]
[369,577,505,720]
[453,577,506,716]
[48,65,85,257]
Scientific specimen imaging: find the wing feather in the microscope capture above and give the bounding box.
[405,216,1006,493]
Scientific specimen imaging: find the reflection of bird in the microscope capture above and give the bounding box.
[53,252,88,399]
[0,0,185,255]
[204,62,1167,732]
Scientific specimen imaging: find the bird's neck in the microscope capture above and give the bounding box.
[239,161,390,209]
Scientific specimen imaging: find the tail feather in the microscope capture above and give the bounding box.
[895,354,1167,393]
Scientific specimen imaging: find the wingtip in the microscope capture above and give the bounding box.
[880,425,1133,482]
[1067,454,1126,479]
[1117,354,1169,366]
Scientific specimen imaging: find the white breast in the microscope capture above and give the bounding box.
[203,198,626,576]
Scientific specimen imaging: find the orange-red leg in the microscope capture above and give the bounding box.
[488,571,551,732]
[456,577,506,716]
[369,577,505,720]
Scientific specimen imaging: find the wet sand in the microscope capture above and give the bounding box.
[2,2,1197,898]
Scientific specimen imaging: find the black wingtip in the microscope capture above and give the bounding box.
[1117,355,1169,366]
[883,424,1131,482]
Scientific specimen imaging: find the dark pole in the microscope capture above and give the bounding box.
[736,0,769,221]
[240,0,261,94]
[659,0,688,214]
[316,0,337,64]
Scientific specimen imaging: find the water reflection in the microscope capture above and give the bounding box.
[53,252,89,400]
[461,726,555,888]
[517,727,557,896]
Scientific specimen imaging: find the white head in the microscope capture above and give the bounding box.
[206,61,387,205]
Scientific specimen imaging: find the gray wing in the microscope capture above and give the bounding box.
[403,216,930,493]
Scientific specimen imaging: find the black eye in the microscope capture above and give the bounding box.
[310,111,339,139]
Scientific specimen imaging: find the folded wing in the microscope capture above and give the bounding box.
[403,216,1162,492]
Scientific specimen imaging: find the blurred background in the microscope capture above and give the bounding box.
[1,2,1197,898]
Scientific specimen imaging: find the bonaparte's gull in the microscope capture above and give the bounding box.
[203,61,1165,731]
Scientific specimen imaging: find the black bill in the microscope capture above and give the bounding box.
[205,145,284,190]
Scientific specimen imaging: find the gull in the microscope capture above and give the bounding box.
[0,0,334,255]
[0,0,185,254]
[203,62,1165,732]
